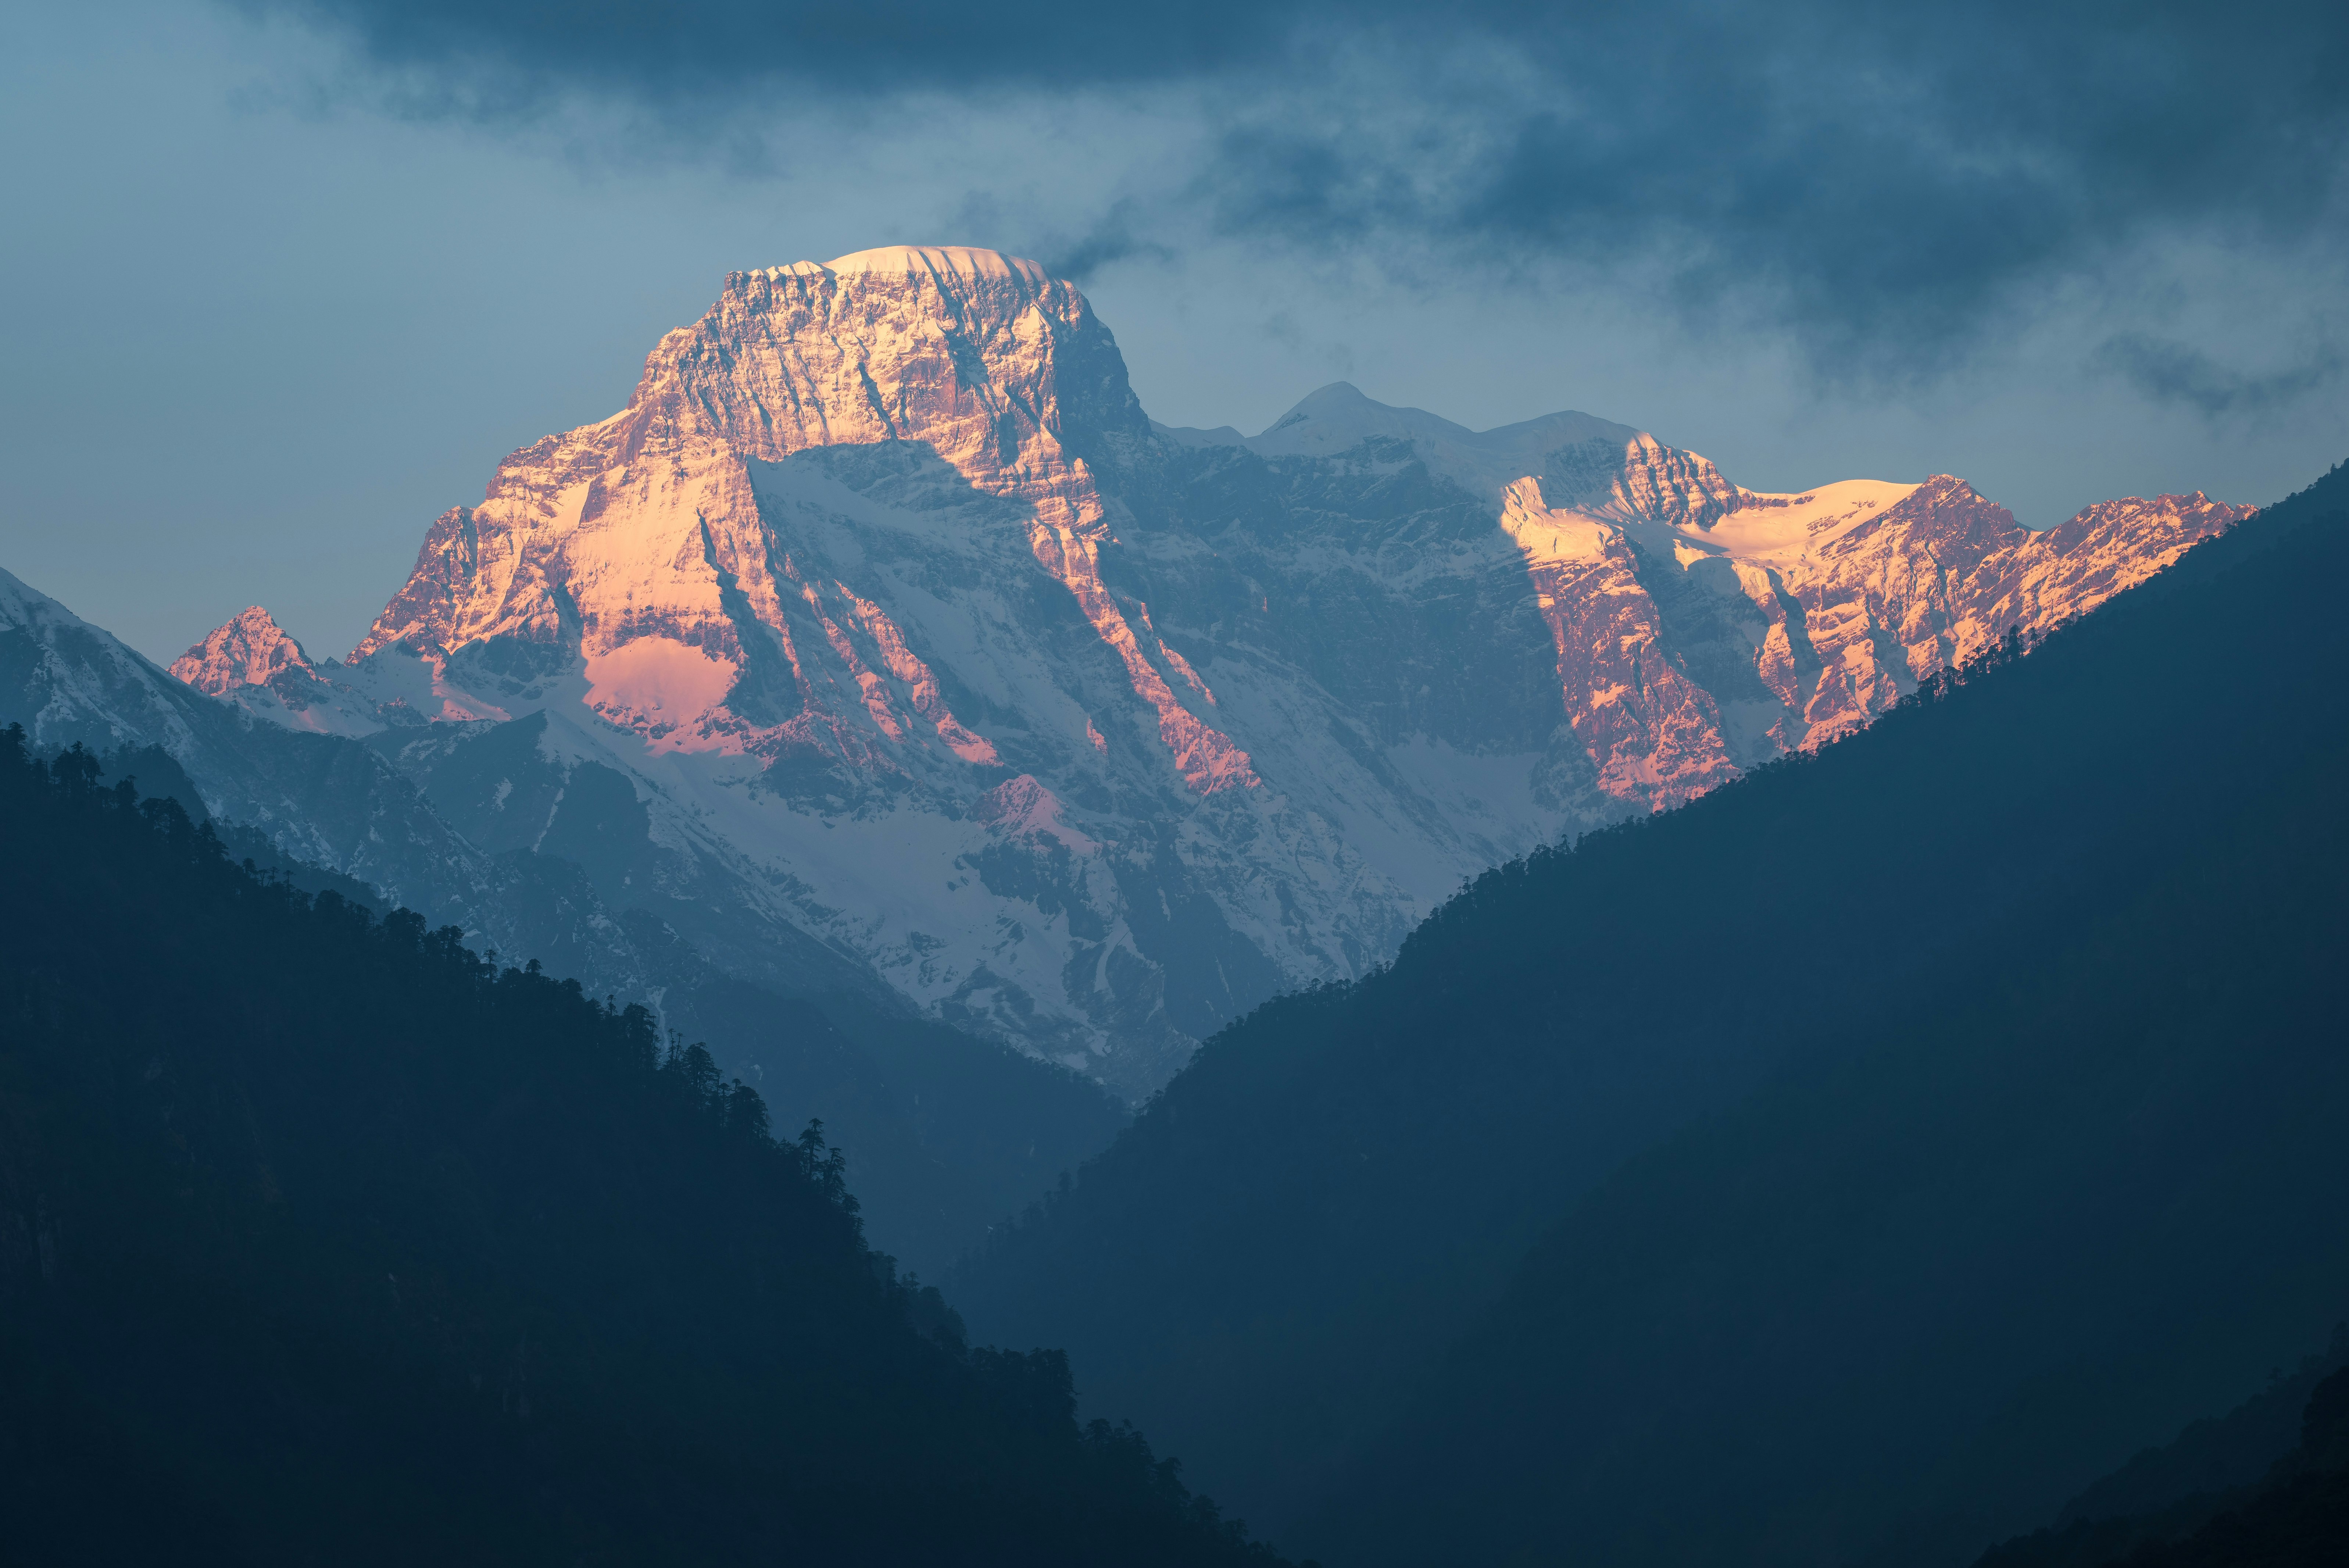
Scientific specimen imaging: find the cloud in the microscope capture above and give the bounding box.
[247,0,2349,382]
[1192,7,2349,378]
[244,0,1322,98]
[1037,201,1172,286]
[2092,333,2345,418]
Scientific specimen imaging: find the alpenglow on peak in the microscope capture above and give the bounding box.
[171,256,2244,1096]
[170,605,316,695]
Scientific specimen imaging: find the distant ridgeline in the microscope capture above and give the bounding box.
[0,733,1285,1567]
[947,460,2349,1567]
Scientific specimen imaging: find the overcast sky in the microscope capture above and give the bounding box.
[4,0,2344,664]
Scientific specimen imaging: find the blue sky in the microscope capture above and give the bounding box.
[4,0,2343,663]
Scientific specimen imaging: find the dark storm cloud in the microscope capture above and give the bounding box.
[1190,1,2349,377]
[941,193,1171,286]
[260,0,2349,378]
[253,0,1322,96]
[1038,202,1173,286]
[2093,333,2345,418]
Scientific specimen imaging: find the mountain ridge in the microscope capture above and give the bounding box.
[160,246,2247,1092]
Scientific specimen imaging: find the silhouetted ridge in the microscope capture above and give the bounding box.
[1977,1354,2349,1568]
[0,732,1282,1566]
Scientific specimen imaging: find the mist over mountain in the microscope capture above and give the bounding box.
[947,461,2349,1563]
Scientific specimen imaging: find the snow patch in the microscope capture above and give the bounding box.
[340,646,510,725]
[1500,478,1617,565]
[583,637,739,749]
[1699,480,1921,565]
[819,246,1051,288]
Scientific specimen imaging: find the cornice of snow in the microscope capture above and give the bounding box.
[819,246,1055,287]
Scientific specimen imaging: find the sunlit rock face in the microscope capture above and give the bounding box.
[168,606,390,737]
[171,606,311,694]
[192,248,2247,1094]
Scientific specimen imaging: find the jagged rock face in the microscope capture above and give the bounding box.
[1495,469,2248,806]
[186,248,2245,1093]
[165,606,387,738]
[353,247,1254,792]
[171,606,312,694]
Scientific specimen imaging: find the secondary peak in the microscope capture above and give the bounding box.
[171,606,314,696]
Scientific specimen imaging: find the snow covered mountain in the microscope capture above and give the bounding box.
[156,246,2246,1095]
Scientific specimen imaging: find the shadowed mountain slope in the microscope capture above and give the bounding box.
[0,731,1277,1566]
[947,461,2349,1560]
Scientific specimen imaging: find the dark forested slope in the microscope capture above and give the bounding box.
[1976,1339,2349,1568]
[2087,1364,2349,1568]
[948,461,2349,1557]
[612,909,1129,1280]
[0,733,1278,1567]
[1308,669,2349,1566]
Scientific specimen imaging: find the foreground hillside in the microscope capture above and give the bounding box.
[1975,1334,2349,1568]
[0,733,1277,1566]
[949,460,2349,1561]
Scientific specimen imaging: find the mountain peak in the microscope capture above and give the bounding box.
[352,249,1208,787]
[1248,382,1435,449]
[1246,383,1644,501]
[172,607,314,696]
[628,246,1148,472]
